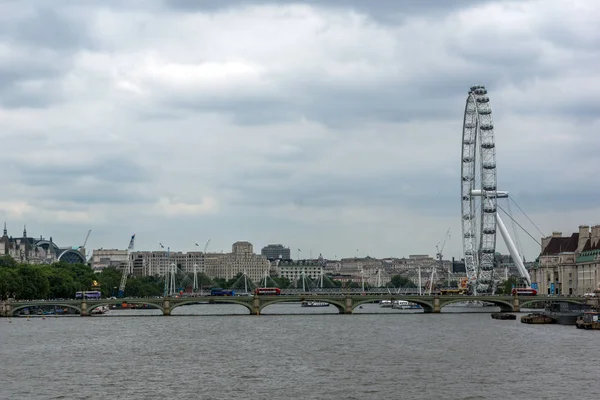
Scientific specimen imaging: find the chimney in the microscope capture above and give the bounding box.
[552,231,562,238]
[578,225,590,252]
[591,225,600,248]
[541,236,552,254]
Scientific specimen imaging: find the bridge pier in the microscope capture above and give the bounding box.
[344,297,353,314]
[252,296,260,315]
[80,300,89,317]
[0,301,11,317]
[512,296,520,312]
[433,296,441,313]
[162,298,171,316]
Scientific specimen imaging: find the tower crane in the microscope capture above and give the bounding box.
[118,234,136,298]
[79,229,91,258]
[435,228,451,288]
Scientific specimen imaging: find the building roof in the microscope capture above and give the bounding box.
[541,233,579,256]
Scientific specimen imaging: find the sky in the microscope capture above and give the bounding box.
[1,0,599,261]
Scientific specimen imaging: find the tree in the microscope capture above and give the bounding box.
[0,268,21,300]
[45,267,78,299]
[0,255,18,269]
[17,264,50,299]
[96,267,123,297]
[498,276,520,295]
[390,275,416,288]
[271,277,291,289]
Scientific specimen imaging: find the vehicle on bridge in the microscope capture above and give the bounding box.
[439,288,470,295]
[255,287,281,296]
[75,291,102,299]
[512,288,537,296]
[210,288,236,296]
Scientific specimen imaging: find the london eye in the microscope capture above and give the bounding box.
[460,85,531,294]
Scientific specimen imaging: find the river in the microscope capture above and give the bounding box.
[1,303,599,399]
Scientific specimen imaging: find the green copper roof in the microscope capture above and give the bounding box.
[576,249,600,263]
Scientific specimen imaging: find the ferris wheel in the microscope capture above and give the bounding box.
[460,85,531,294]
[461,85,497,294]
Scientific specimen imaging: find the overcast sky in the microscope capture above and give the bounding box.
[1,0,599,261]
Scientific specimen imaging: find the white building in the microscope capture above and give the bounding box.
[127,241,269,282]
[91,249,129,272]
[130,251,205,277]
[204,241,270,282]
[278,261,324,281]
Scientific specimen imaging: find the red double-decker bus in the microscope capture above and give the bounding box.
[255,287,281,296]
[512,287,537,296]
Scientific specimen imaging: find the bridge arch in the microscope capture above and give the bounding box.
[520,298,586,309]
[10,303,81,317]
[439,297,513,312]
[170,298,253,314]
[351,297,434,313]
[259,297,346,314]
[87,300,164,314]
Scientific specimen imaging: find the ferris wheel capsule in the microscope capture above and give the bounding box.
[460,85,498,295]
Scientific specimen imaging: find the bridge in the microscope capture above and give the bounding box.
[1,294,594,317]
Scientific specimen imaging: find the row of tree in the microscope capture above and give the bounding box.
[0,254,421,300]
[0,256,96,300]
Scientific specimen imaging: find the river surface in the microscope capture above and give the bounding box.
[1,303,599,400]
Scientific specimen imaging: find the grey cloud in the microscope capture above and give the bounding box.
[6,156,155,205]
[14,157,151,186]
[0,3,97,108]
[223,168,458,211]
[163,0,499,22]
[0,7,94,50]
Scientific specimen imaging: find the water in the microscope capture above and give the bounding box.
[2,304,599,399]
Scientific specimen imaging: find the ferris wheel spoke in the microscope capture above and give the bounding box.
[460,85,498,295]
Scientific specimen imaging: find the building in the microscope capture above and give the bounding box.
[531,226,600,295]
[130,251,205,277]
[261,244,291,261]
[0,223,86,264]
[205,241,270,282]
[91,249,129,272]
[451,258,466,274]
[127,241,270,283]
[278,260,324,281]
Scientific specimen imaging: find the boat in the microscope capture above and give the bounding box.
[91,305,109,315]
[301,301,329,308]
[379,300,393,308]
[491,312,516,320]
[575,311,600,330]
[542,301,591,325]
[521,313,555,324]
[392,300,422,310]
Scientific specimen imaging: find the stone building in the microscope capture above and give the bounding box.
[531,225,600,295]
[261,244,291,261]
[127,241,270,282]
[0,223,86,264]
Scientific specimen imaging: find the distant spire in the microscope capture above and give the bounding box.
[23,225,27,238]
[3,222,6,236]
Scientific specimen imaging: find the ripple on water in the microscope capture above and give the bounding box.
[1,305,600,399]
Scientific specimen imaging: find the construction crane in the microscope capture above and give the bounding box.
[118,234,136,298]
[79,229,92,258]
[435,228,451,288]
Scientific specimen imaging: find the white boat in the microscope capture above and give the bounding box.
[392,300,422,310]
[301,301,330,307]
[379,300,393,308]
[91,305,109,315]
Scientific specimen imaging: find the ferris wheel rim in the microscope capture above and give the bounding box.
[460,85,498,294]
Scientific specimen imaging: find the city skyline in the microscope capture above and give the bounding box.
[1,1,600,262]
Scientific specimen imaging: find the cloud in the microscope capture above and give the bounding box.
[0,0,599,262]
[155,197,219,216]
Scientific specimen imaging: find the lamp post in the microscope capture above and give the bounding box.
[159,243,174,297]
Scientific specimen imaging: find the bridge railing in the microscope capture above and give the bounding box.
[279,288,422,295]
